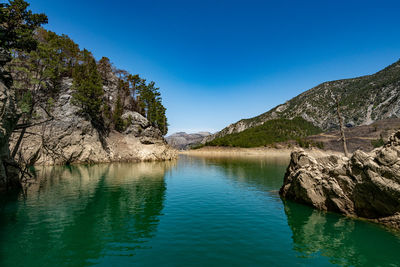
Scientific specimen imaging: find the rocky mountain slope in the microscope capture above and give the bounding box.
[11,78,177,166]
[280,130,400,230]
[166,132,211,150]
[206,60,400,142]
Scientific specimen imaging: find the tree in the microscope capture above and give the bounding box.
[0,0,47,189]
[72,49,104,128]
[334,95,349,157]
[112,95,124,132]
[0,0,48,52]
[328,89,349,157]
[97,56,113,86]
[136,80,168,135]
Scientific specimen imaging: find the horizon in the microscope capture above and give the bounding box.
[29,0,400,134]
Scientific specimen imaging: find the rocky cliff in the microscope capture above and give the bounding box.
[0,49,20,188]
[280,130,400,229]
[166,132,211,150]
[11,78,177,166]
[206,60,400,142]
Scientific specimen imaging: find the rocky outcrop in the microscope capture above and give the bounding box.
[11,78,177,166]
[0,48,20,189]
[166,131,211,150]
[280,130,400,229]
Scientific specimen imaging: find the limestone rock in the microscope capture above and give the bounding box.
[11,78,177,166]
[280,130,400,229]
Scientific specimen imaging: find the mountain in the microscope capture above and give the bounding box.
[166,132,211,150]
[206,60,400,143]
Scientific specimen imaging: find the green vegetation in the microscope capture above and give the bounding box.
[0,0,48,52]
[296,138,324,149]
[4,0,169,137]
[72,49,104,126]
[190,143,205,150]
[207,117,322,148]
[371,136,385,148]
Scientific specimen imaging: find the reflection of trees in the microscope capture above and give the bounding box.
[0,161,175,266]
[283,200,400,266]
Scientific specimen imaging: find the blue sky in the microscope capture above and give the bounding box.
[27,0,400,134]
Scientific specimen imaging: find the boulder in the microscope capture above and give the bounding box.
[280,130,400,229]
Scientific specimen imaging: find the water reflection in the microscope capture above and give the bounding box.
[0,161,175,266]
[185,155,289,192]
[283,200,400,266]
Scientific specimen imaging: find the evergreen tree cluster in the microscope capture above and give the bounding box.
[5,0,169,136]
[206,117,322,148]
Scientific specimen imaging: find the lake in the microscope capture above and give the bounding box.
[1,155,400,266]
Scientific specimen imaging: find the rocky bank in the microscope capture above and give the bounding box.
[280,130,400,229]
[12,78,177,166]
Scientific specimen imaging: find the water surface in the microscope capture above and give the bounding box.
[1,155,399,266]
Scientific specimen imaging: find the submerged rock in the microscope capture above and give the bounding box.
[280,130,400,229]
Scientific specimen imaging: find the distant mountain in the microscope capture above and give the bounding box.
[166,132,212,150]
[206,59,400,143]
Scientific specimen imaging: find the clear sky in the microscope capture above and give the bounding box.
[27,0,400,134]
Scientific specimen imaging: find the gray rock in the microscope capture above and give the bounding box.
[11,78,176,166]
[280,130,400,229]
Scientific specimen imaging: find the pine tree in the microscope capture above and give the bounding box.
[72,49,104,126]
[97,57,113,85]
[112,95,124,132]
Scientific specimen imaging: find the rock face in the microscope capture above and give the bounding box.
[166,132,211,150]
[12,78,177,166]
[280,130,400,229]
[0,48,20,189]
[207,60,400,142]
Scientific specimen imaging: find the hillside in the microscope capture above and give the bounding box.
[206,117,321,148]
[305,118,400,153]
[206,60,400,142]
[166,132,211,150]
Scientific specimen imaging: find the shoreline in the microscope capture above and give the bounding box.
[179,146,345,159]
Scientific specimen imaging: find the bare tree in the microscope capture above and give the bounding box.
[331,92,349,157]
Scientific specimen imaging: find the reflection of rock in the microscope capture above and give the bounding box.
[0,161,175,266]
[280,130,400,229]
[283,201,400,266]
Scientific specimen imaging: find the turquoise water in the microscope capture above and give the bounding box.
[1,155,400,266]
